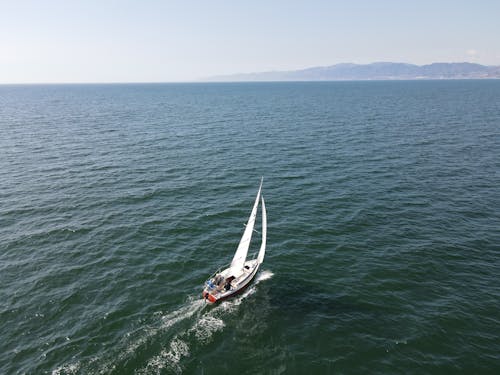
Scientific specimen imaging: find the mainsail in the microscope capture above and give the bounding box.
[257,196,267,264]
[230,179,262,273]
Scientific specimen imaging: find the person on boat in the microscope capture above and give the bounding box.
[214,274,223,286]
[224,280,232,291]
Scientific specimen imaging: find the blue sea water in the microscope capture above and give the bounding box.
[0,81,499,374]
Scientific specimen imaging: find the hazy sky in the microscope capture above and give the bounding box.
[2,0,500,83]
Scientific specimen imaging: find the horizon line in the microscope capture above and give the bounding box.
[2,78,500,85]
[2,61,499,85]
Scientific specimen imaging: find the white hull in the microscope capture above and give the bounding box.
[203,260,260,303]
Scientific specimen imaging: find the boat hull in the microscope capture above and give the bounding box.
[202,263,259,304]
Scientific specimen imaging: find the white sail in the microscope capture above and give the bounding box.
[257,196,266,264]
[230,179,262,273]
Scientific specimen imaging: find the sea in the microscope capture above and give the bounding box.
[0,81,499,374]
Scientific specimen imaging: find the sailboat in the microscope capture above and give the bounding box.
[202,179,267,304]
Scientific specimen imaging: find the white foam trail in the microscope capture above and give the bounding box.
[140,305,226,373]
[91,297,205,373]
[257,269,274,282]
[160,298,206,329]
[51,361,80,375]
[188,314,225,344]
[123,298,205,356]
[109,270,274,373]
[137,336,189,375]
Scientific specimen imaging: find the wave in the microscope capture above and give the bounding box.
[51,362,80,375]
[52,270,273,374]
[138,269,273,374]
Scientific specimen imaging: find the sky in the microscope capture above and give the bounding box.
[1,0,500,83]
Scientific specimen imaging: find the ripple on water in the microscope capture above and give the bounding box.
[0,82,499,374]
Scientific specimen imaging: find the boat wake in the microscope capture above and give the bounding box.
[257,269,274,282]
[138,269,274,374]
[52,270,273,374]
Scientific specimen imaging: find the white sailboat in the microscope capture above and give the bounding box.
[202,179,267,304]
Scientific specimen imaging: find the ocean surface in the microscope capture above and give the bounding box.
[1,81,499,374]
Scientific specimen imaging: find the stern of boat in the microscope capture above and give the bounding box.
[202,290,217,303]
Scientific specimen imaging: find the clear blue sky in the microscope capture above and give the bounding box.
[1,0,500,83]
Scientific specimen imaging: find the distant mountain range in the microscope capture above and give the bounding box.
[204,62,500,81]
